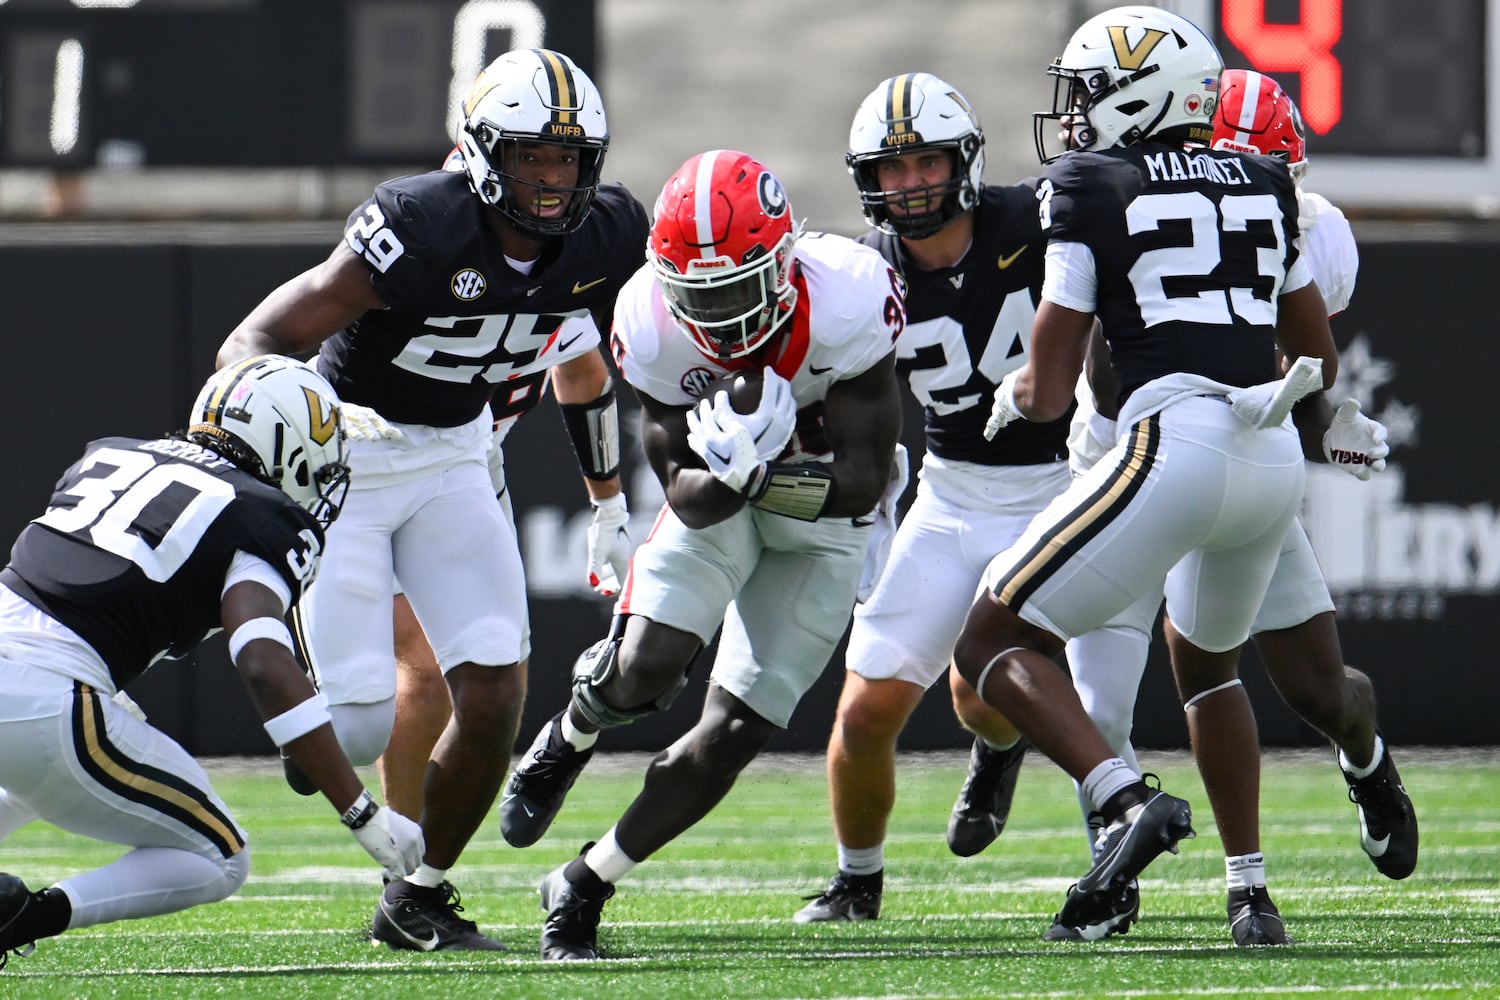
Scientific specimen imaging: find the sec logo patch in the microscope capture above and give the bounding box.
[451,269,487,300]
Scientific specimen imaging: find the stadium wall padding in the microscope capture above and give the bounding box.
[1,232,1493,755]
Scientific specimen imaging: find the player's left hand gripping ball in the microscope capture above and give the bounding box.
[586,493,633,597]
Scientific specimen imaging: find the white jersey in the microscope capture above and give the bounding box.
[612,231,898,464]
[1296,190,1358,316]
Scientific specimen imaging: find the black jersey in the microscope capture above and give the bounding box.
[0,437,323,690]
[321,170,650,427]
[860,184,1070,467]
[1040,143,1301,410]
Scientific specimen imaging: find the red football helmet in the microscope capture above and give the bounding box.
[648,149,798,361]
[1212,69,1307,181]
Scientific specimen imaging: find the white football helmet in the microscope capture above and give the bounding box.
[1034,5,1223,163]
[455,48,609,237]
[847,73,985,239]
[188,356,350,528]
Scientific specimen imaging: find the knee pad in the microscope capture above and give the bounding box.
[570,618,693,729]
[329,700,397,766]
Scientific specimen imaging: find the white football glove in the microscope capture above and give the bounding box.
[1228,355,1323,430]
[586,493,633,597]
[857,443,910,603]
[1322,399,1389,481]
[342,402,404,442]
[984,370,1023,440]
[717,368,798,462]
[351,805,425,881]
[686,399,763,494]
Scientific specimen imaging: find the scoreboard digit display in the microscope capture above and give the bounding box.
[1174,0,1497,209]
[0,0,597,168]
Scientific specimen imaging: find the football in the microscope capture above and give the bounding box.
[700,369,764,415]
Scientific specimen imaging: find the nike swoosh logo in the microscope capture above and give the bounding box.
[556,333,586,353]
[809,364,832,375]
[573,276,608,294]
[997,245,1028,269]
[706,445,732,464]
[522,803,536,818]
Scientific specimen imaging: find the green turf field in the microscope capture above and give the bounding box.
[2,748,1496,999]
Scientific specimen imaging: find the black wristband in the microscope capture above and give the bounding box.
[559,382,622,481]
[340,789,379,830]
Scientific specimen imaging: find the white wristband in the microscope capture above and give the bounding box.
[263,691,332,747]
[228,616,294,663]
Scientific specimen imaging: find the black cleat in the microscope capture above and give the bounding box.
[946,737,1028,857]
[0,874,39,971]
[792,872,882,923]
[500,713,595,848]
[370,880,506,952]
[1044,879,1139,941]
[1055,786,1193,929]
[1228,885,1292,946]
[1342,741,1418,880]
[539,862,614,960]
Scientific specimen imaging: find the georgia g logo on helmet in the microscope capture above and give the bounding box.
[758,172,788,218]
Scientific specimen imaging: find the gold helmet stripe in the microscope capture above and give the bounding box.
[884,73,916,141]
[200,356,269,426]
[536,48,577,125]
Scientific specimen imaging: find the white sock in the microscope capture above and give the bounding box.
[1226,852,1266,890]
[584,828,638,884]
[405,863,448,889]
[836,844,884,877]
[1339,734,1385,778]
[561,712,599,751]
[981,735,1022,753]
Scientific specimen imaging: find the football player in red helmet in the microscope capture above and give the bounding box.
[500,149,907,961]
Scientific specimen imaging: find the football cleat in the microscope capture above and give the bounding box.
[1054,786,1193,929]
[792,872,882,924]
[539,860,614,961]
[1044,879,1139,942]
[0,874,39,971]
[1228,885,1293,946]
[947,737,1028,857]
[370,880,506,952]
[500,712,596,848]
[1342,741,1418,880]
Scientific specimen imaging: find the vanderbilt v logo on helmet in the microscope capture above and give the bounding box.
[1107,25,1168,71]
[301,386,339,447]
